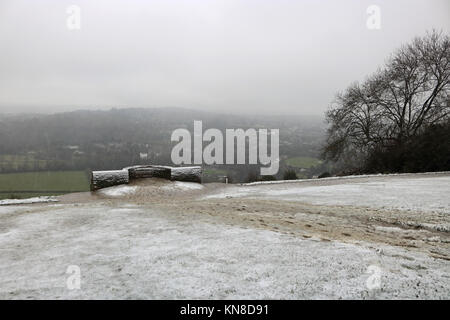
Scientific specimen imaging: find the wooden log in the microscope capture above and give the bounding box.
[91,170,129,191]
[170,166,202,183]
[126,165,171,180]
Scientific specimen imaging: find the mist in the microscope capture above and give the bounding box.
[0,0,449,115]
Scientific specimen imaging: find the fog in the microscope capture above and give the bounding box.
[0,0,449,115]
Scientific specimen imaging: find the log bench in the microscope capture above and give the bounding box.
[91,165,202,190]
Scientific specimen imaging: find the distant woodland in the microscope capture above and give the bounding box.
[0,108,326,182]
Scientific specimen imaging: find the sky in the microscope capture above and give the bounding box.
[0,0,449,115]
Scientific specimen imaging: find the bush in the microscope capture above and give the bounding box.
[318,172,331,178]
[283,169,298,180]
[246,171,260,183]
[260,175,277,181]
[365,121,450,173]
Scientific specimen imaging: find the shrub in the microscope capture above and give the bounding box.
[318,172,331,178]
[260,175,277,181]
[283,169,298,180]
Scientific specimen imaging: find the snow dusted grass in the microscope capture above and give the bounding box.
[0,173,449,299]
[96,181,203,198]
[0,203,448,299]
[0,196,58,206]
[206,175,450,213]
[160,181,204,191]
[98,185,138,197]
[244,171,450,186]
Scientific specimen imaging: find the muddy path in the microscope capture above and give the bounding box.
[157,198,450,260]
[58,176,450,261]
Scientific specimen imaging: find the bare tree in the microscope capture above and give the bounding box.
[323,30,449,171]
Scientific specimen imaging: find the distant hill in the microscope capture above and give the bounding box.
[0,107,326,176]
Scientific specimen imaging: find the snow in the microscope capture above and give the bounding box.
[0,206,33,214]
[374,226,407,233]
[0,203,448,299]
[98,185,138,197]
[0,173,448,299]
[205,175,450,213]
[161,181,204,191]
[92,170,129,179]
[171,166,202,171]
[244,171,450,186]
[0,196,58,206]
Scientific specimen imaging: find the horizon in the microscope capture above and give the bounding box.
[0,105,327,120]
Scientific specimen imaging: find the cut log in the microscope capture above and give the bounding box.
[127,165,171,180]
[171,166,202,183]
[91,165,202,190]
[91,170,129,191]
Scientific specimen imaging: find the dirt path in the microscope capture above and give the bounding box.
[159,198,450,261]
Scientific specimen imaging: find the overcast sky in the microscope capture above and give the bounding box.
[0,0,449,115]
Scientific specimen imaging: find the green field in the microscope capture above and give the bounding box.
[0,171,90,200]
[285,156,322,168]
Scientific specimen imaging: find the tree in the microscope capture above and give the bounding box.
[323,30,450,172]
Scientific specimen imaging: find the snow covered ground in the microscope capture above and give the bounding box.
[205,174,450,213]
[160,181,205,191]
[0,203,448,299]
[0,196,58,206]
[0,173,449,299]
[98,185,138,197]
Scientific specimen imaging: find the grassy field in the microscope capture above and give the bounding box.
[285,156,322,168]
[0,171,90,200]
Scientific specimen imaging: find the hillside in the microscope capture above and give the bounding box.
[0,108,325,182]
[0,173,449,299]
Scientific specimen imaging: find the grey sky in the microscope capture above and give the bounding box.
[0,0,449,115]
